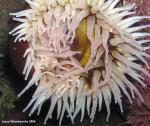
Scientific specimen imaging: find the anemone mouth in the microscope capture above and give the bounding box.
[9,0,150,125]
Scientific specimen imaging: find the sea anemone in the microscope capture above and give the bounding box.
[9,0,150,125]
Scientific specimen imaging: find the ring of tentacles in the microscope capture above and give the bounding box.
[9,0,150,125]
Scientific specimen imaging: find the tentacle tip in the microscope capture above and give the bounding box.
[106,116,110,123]
[80,119,83,122]
[72,121,75,125]
[9,32,12,35]
[90,119,94,123]
[22,109,26,113]
[44,120,47,125]
[143,85,147,88]
[28,113,32,117]
[9,13,12,15]
[17,93,22,98]
[141,98,144,103]
[37,113,40,116]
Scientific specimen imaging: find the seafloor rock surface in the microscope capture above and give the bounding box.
[0,0,150,126]
[0,0,26,124]
[121,0,150,126]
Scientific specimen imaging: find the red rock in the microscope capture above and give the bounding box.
[9,39,34,80]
